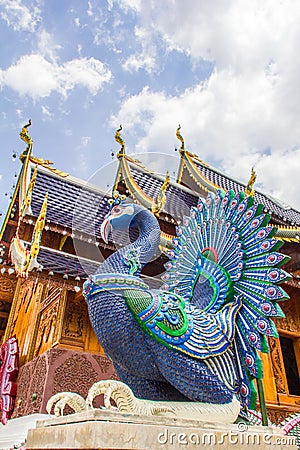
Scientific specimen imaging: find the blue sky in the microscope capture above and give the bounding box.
[1,0,300,227]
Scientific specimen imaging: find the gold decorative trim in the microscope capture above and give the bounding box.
[183,151,219,193]
[28,156,68,178]
[176,124,185,151]
[245,167,257,197]
[115,125,125,157]
[273,225,300,242]
[152,172,170,215]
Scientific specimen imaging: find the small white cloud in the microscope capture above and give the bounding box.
[81,136,91,147]
[116,0,141,13]
[37,29,62,62]
[0,0,41,32]
[41,105,53,119]
[0,54,112,99]
[122,26,158,74]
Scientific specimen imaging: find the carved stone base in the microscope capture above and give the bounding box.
[12,348,116,418]
[26,409,297,449]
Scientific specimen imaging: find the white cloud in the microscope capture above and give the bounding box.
[110,65,300,209]
[110,0,300,210]
[37,29,62,63]
[41,105,53,119]
[0,54,112,99]
[122,26,157,73]
[0,0,41,32]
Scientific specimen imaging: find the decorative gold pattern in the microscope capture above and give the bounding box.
[28,156,69,178]
[151,172,170,215]
[115,125,125,156]
[274,225,300,242]
[245,167,257,197]
[19,120,32,147]
[34,300,59,358]
[62,295,87,342]
[176,124,185,150]
[268,336,288,394]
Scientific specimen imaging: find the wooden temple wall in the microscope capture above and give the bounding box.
[4,274,103,361]
[2,269,300,422]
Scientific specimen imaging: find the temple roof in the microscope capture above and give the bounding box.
[118,159,198,220]
[178,150,300,228]
[28,165,110,239]
[36,246,99,278]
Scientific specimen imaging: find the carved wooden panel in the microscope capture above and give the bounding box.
[267,407,294,425]
[33,300,59,358]
[40,285,61,312]
[0,274,17,301]
[275,298,300,335]
[60,291,87,348]
[269,336,288,394]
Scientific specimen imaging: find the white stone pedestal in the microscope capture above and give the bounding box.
[26,409,297,450]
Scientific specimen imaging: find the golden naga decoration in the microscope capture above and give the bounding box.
[19,119,32,146]
[115,125,125,156]
[152,171,170,215]
[28,155,68,178]
[10,193,48,277]
[19,166,38,218]
[19,120,68,177]
[245,167,257,197]
[23,192,48,274]
[176,124,185,151]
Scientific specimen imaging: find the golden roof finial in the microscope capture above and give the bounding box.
[245,167,257,197]
[176,124,185,151]
[19,119,33,163]
[152,171,170,215]
[19,119,32,146]
[115,125,125,157]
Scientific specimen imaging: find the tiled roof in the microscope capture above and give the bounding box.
[126,163,198,218]
[192,159,300,226]
[30,168,110,238]
[37,247,163,288]
[37,247,99,278]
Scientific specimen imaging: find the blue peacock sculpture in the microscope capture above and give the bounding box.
[83,189,290,414]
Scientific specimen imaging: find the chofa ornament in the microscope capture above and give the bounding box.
[49,189,290,423]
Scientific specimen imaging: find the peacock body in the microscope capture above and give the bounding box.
[84,190,290,411]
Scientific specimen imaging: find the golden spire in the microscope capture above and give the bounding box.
[152,171,170,215]
[115,125,125,157]
[176,124,185,151]
[19,119,33,161]
[245,167,257,197]
[19,119,32,145]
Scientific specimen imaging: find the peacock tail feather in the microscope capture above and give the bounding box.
[161,189,291,408]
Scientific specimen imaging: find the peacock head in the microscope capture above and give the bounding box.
[101,193,147,244]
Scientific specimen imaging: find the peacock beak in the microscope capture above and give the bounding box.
[100,216,112,244]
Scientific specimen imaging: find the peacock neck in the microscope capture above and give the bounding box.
[97,208,161,276]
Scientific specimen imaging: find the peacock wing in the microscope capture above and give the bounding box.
[123,288,240,358]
